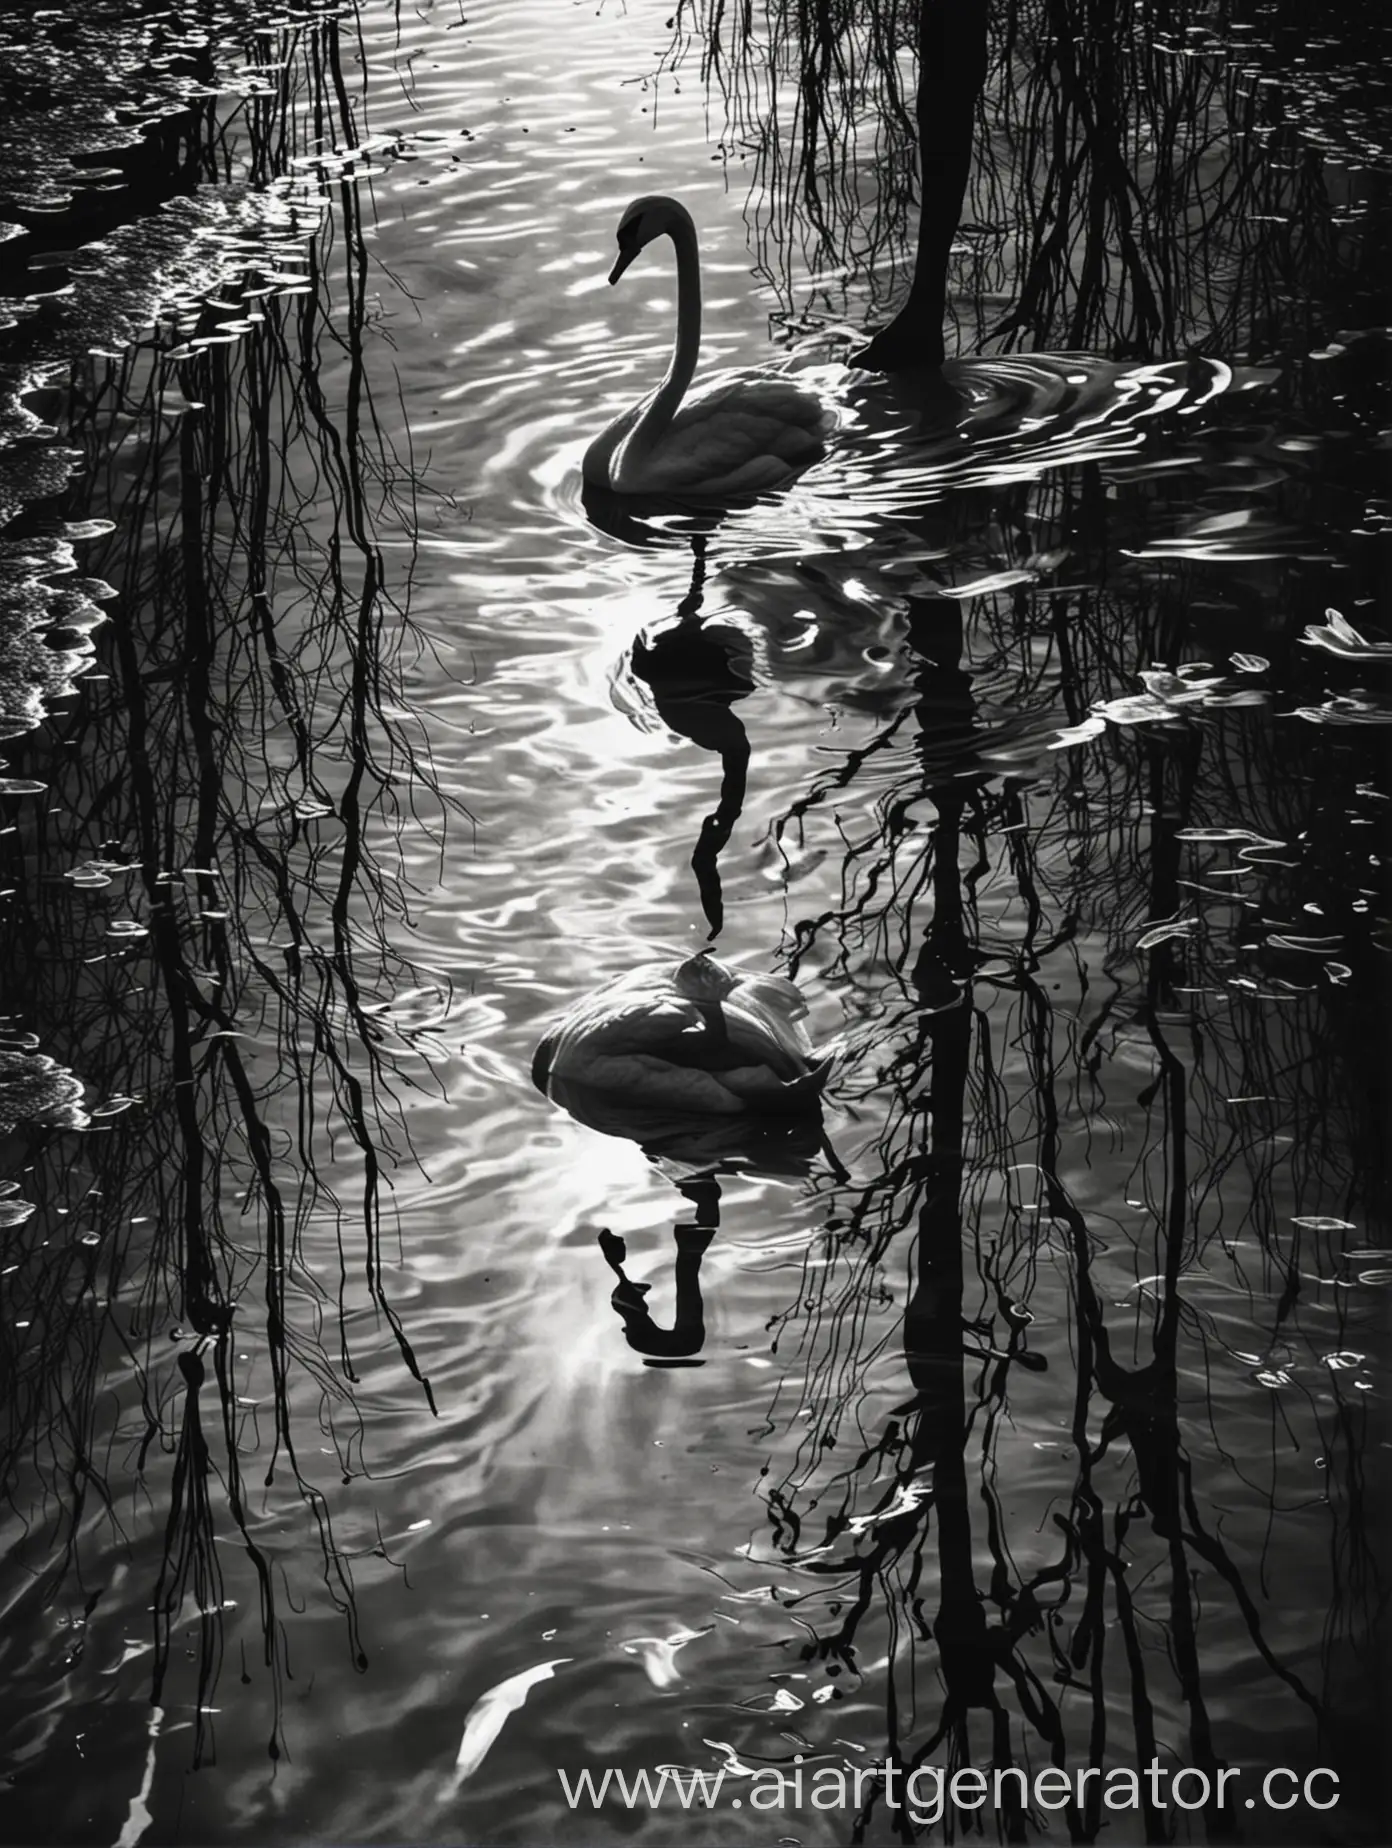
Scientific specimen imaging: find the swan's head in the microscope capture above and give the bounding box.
[607,195,693,285]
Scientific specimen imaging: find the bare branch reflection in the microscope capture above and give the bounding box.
[0,7,460,1779]
[666,0,1386,362]
[736,442,1386,1822]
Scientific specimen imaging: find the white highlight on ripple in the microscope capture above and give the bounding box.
[443,1657,573,1791]
[113,1705,164,1848]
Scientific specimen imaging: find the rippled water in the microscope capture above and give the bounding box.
[0,0,1389,1842]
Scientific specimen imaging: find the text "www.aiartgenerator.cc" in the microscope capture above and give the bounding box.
[557,1758,1340,1823]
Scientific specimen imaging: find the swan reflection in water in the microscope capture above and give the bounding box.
[532,951,838,1365]
[616,537,758,939]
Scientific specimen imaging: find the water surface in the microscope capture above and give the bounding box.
[0,0,1388,1842]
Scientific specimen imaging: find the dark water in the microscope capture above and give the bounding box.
[0,0,1388,1842]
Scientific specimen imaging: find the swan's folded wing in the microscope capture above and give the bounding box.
[719,1064,827,1110]
[542,1076,823,1171]
[547,995,697,1065]
[734,972,810,1022]
[658,376,834,493]
[722,996,817,1078]
[687,368,833,417]
[626,1019,782,1074]
[550,1053,748,1115]
[534,958,830,1117]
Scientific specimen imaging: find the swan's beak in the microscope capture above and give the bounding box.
[608,247,638,285]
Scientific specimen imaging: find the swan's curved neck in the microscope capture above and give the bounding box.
[623,212,701,465]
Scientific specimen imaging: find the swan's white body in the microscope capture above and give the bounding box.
[583,196,833,501]
[532,952,828,1117]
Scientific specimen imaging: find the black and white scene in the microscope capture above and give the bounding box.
[0,0,1388,1841]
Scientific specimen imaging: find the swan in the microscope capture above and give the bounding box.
[582,196,835,502]
[532,951,830,1118]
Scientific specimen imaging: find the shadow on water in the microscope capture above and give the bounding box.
[0,0,463,1806]
[625,541,754,940]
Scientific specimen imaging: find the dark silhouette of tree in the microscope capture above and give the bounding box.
[661,0,1389,363]
[853,1,989,371]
